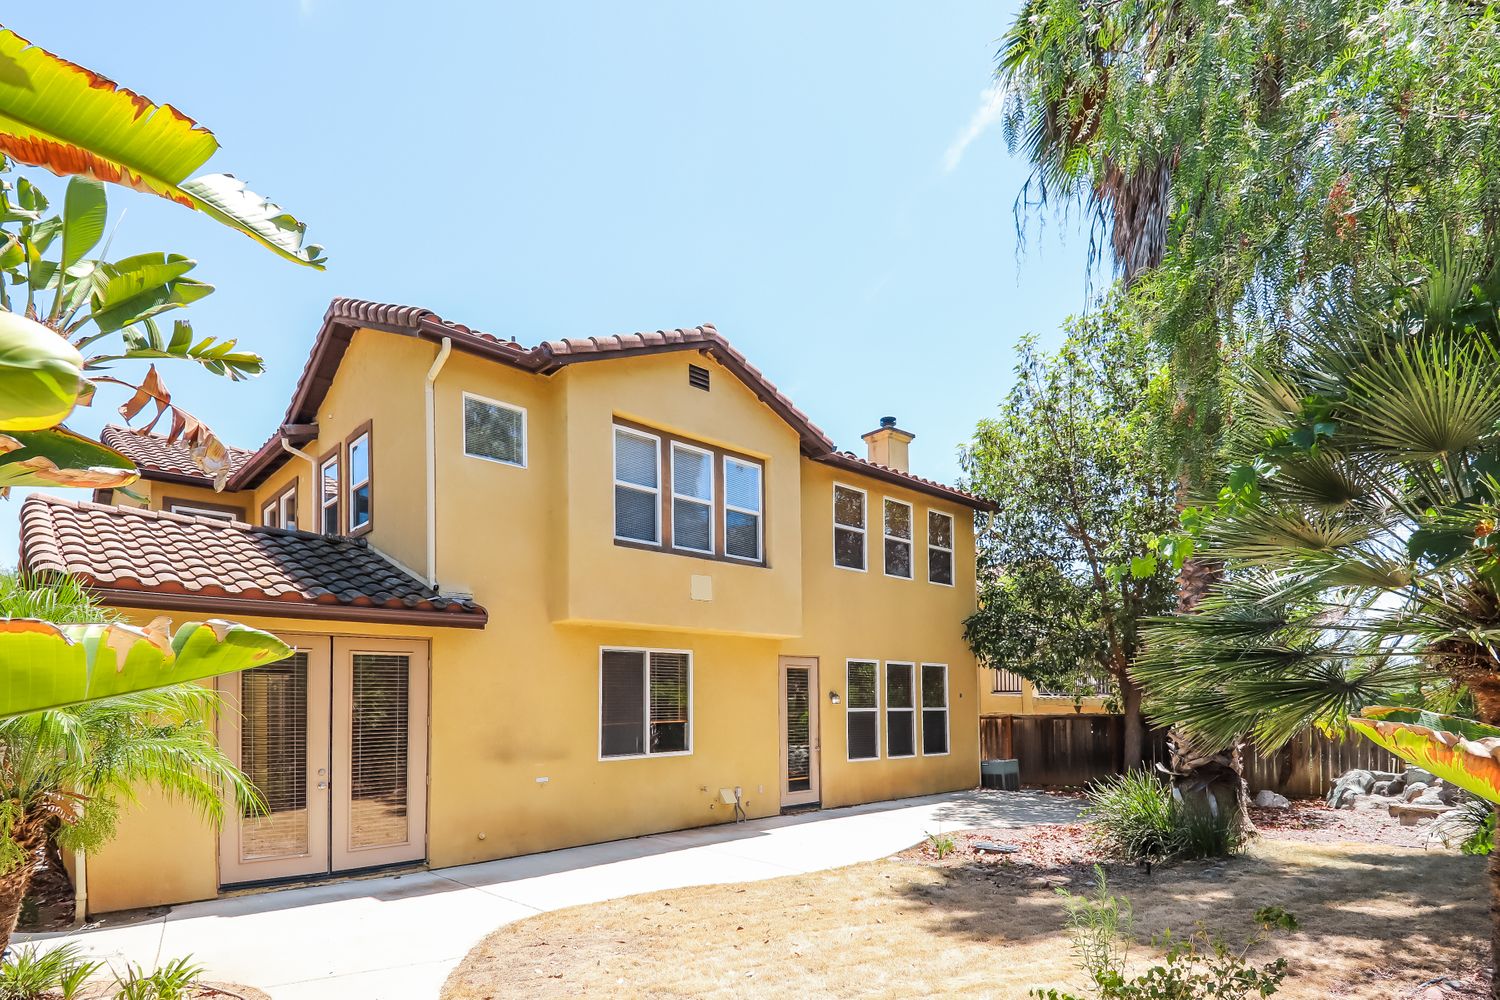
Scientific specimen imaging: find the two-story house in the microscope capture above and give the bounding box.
[17,298,993,914]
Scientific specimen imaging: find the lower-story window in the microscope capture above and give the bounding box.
[885,662,916,758]
[600,648,691,758]
[922,663,949,755]
[846,659,880,760]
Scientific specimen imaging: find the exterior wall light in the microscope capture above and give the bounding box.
[829,691,841,705]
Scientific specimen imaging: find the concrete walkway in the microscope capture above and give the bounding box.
[19,790,1079,999]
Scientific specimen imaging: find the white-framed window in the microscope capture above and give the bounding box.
[885,661,916,758]
[278,486,298,531]
[670,441,714,554]
[320,453,340,535]
[921,663,950,756]
[928,510,955,586]
[883,498,913,578]
[167,502,237,523]
[348,430,372,533]
[261,500,275,527]
[614,426,661,544]
[599,647,692,759]
[846,659,880,761]
[833,484,866,571]
[463,393,527,468]
[723,456,763,561]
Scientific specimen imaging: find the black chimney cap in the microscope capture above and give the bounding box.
[879,416,897,429]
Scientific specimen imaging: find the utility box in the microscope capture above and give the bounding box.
[980,758,1021,791]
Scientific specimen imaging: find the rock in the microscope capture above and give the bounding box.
[1435,780,1462,806]
[1338,790,1363,809]
[1385,773,1407,796]
[1253,790,1292,808]
[1372,780,1392,797]
[1328,769,1377,808]
[1413,789,1447,808]
[1404,766,1436,787]
[1403,782,1429,802]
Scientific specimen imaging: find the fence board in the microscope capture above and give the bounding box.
[979,714,1399,797]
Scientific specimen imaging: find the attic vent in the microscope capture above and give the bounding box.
[688,363,711,391]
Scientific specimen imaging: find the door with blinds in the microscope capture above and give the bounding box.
[779,657,820,808]
[218,636,428,886]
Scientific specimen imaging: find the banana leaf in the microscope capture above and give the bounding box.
[0,309,82,430]
[0,27,325,268]
[0,425,137,488]
[1350,706,1500,804]
[0,617,292,716]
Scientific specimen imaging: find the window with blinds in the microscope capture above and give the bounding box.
[614,428,661,543]
[464,393,527,467]
[885,662,916,758]
[724,457,762,561]
[883,498,913,578]
[349,652,411,850]
[671,443,714,553]
[239,652,310,861]
[846,659,879,760]
[600,648,692,758]
[785,667,812,792]
[833,485,866,570]
[928,510,954,586]
[922,663,949,755]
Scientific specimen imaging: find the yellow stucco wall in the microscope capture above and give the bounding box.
[978,676,1111,718]
[83,326,982,913]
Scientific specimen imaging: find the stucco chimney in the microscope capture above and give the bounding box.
[861,416,915,472]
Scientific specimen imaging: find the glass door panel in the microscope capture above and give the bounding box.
[779,657,820,808]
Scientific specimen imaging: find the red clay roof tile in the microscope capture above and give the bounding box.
[101,425,255,484]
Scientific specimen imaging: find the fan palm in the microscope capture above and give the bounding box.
[0,573,257,954]
[1136,243,1500,992]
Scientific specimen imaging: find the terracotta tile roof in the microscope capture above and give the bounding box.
[20,495,488,628]
[100,425,254,484]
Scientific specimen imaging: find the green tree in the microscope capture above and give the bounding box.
[0,573,258,953]
[1135,245,1500,990]
[963,300,1178,766]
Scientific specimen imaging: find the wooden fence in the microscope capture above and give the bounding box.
[980,713,1402,797]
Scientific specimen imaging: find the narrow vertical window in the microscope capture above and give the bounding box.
[600,648,692,758]
[278,486,298,531]
[883,498,913,578]
[614,427,661,544]
[723,457,762,561]
[846,660,879,760]
[670,442,714,554]
[348,429,372,533]
[922,664,949,755]
[928,510,954,586]
[885,662,915,757]
[833,485,866,570]
[320,453,341,535]
[261,500,277,528]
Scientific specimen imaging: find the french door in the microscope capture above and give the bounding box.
[779,657,821,808]
[218,635,429,886]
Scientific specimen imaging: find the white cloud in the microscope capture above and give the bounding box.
[943,83,1004,173]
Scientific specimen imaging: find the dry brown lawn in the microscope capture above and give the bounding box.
[442,833,1486,1000]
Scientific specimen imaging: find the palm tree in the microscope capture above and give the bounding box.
[1136,244,1500,993]
[0,573,257,954]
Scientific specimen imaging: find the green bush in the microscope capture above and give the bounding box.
[0,944,100,1000]
[1429,801,1494,856]
[927,831,957,860]
[111,956,205,1000]
[1031,867,1289,1000]
[1085,770,1244,864]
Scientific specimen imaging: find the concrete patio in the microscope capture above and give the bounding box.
[18,789,1080,999]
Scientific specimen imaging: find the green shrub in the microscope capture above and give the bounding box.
[112,956,204,1000]
[0,944,100,1000]
[1429,801,1494,856]
[1085,769,1243,864]
[927,831,957,860]
[1031,867,1289,1000]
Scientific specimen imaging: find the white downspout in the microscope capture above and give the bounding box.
[425,337,453,588]
[280,438,319,526]
[71,849,86,927]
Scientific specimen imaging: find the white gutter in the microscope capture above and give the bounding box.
[280,438,319,524]
[424,337,453,588]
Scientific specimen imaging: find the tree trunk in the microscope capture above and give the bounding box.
[1120,673,1145,771]
[0,863,35,957]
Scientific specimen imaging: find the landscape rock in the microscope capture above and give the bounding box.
[1435,781,1462,806]
[1404,766,1436,787]
[1372,780,1392,797]
[1385,773,1407,796]
[1403,783,1429,802]
[1253,790,1292,808]
[1328,769,1377,809]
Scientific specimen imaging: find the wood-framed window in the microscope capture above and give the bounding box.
[612,421,767,565]
[463,392,526,468]
[164,498,244,523]
[928,510,955,586]
[347,424,372,535]
[319,449,341,536]
[846,659,880,761]
[599,647,692,759]
[921,663,950,756]
[614,426,662,544]
[670,441,714,554]
[833,484,866,571]
[882,498,913,579]
[885,661,916,758]
[262,483,298,530]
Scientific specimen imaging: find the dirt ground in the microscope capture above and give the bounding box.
[441,799,1488,1000]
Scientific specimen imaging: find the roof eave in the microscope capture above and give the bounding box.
[88,587,490,629]
[813,451,996,512]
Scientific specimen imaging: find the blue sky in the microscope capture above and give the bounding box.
[1,1,1094,564]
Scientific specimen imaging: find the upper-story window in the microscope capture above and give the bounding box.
[833,484,866,571]
[613,423,766,564]
[882,498,913,578]
[166,500,241,523]
[348,425,372,534]
[928,510,954,586]
[262,483,297,530]
[464,393,526,467]
[319,451,341,535]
